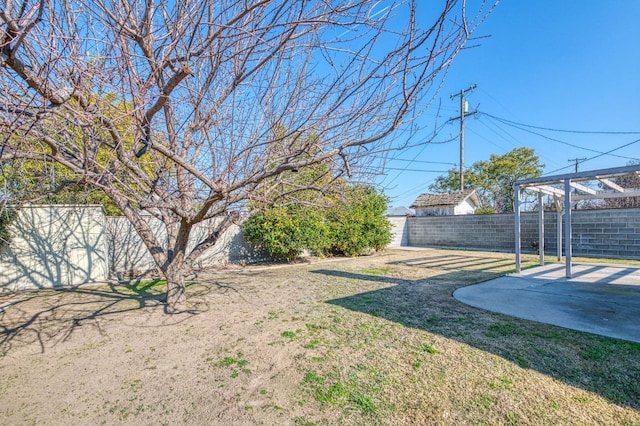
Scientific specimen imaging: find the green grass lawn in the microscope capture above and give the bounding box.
[292,251,640,424]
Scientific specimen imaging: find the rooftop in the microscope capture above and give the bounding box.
[411,189,479,208]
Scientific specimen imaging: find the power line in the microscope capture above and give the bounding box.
[382,100,640,203]
[568,158,587,173]
[481,112,639,161]
[384,167,449,173]
[473,114,565,170]
[474,117,520,150]
[380,120,455,188]
[481,112,640,135]
[466,126,512,152]
[386,158,456,166]
[477,87,524,124]
[392,182,432,199]
[542,137,640,176]
[580,138,640,163]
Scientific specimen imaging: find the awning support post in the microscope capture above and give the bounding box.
[538,191,544,266]
[554,196,562,261]
[564,179,572,278]
[514,184,521,273]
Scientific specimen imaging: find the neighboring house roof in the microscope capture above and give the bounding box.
[410,189,480,209]
[384,206,415,216]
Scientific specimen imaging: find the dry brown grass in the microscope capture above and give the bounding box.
[1,248,639,425]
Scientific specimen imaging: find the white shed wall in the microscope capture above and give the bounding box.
[387,216,409,247]
[414,207,454,217]
[453,199,476,215]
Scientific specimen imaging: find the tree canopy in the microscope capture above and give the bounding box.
[0,0,494,307]
[429,147,543,213]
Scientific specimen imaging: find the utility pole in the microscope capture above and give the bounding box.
[451,84,477,191]
[568,158,587,203]
[568,158,587,173]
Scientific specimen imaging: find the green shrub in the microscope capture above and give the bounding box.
[475,206,496,215]
[327,186,391,256]
[243,185,391,261]
[243,205,328,262]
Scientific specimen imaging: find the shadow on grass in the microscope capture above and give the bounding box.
[314,253,640,411]
[0,279,206,356]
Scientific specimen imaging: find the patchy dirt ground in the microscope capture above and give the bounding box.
[1,249,639,425]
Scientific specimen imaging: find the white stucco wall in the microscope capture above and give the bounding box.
[105,216,166,274]
[0,206,265,291]
[105,216,264,275]
[0,205,109,291]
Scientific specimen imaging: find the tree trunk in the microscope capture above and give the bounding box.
[165,266,187,309]
[162,219,192,309]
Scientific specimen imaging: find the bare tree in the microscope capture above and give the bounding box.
[0,0,494,307]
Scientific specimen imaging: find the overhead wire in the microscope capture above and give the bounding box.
[474,116,520,150]
[382,91,640,204]
[391,180,437,202]
[384,158,456,165]
[385,167,449,172]
[542,137,640,176]
[379,117,456,188]
[466,125,512,152]
[472,114,565,170]
[474,87,572,168]
[481,112,640,135]
[480,112,639,162]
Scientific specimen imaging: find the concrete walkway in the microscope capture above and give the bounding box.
[453,263,640,343]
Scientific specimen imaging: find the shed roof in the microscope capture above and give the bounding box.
[410,189,479,208]
[384,206,415,216]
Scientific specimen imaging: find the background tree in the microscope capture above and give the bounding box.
[1,157,122,214]
[0,0,494,307]
[0,96,145,215]
[429,147,543,213]
[428,167,477,193]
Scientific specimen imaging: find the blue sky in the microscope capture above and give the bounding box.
[377,0,640,208]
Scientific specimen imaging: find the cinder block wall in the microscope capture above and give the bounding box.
[406,208,640,259]
[4,206,638,291]
[570,209,640,258]
[407,213,516,251]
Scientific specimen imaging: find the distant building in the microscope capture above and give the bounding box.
[410,189,480,216]
[384,206,415,217]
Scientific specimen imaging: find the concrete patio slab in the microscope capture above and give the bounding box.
[453,263,640,343]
